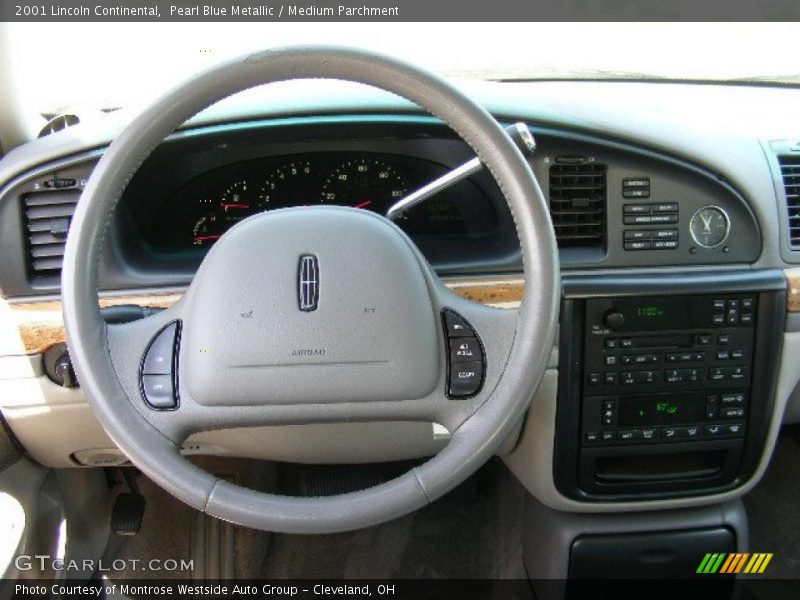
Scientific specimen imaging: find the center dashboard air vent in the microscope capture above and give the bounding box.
[22,190,80,277]
[548,159,607,248]
[778,154,800,248]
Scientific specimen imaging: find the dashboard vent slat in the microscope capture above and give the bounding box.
[778,155,800,249]
[549,161,607,248]
[22,190,80,277]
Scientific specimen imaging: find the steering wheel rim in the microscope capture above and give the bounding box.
[62,46,560,534]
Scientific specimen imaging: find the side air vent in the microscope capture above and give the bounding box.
[22,190,80,276]
[549,161,607,247]
[778,155,800,248]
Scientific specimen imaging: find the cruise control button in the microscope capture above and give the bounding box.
[443,311,473,337]
[142,375,176,409]
[449,362,483,397]
[142,322,178,375]
[449,337,481,362]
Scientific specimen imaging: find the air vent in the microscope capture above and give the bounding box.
[23,190,80,276]
[778,155,800,248]
[39,114,80,138]
[549,161,607,247]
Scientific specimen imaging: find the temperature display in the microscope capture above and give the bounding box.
[618,395,705,426]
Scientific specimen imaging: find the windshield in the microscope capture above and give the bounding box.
[5,22,800,115]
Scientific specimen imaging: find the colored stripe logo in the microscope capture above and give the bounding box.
[697,553,773,574]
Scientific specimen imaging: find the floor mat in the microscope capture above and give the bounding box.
[99,458,528,582]
[261,459,527,579]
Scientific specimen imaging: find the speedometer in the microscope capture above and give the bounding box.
[321,158,407,213]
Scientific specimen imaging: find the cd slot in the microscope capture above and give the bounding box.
[631,333,693,349]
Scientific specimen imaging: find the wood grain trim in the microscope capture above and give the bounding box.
[1,293,182,356]
[785,268,800,313]
[447,278,525,307]
[8,270,800,355]
[0,279,525,357]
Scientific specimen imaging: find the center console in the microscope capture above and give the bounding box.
[554,270,786,501]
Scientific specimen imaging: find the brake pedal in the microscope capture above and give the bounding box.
[111,469,146,535]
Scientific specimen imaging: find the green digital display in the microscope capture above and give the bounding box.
[619,395,704,426]
[636,305,665,318]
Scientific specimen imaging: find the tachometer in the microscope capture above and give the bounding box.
[191,179,255,246]
[321,158,407,213]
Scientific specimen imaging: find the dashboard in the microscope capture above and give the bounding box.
[0,112,768,296]
[1,79,799,516]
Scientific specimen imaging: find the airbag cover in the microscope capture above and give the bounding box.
[181,207,439,406]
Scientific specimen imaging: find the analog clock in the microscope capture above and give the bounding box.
[689,206,730,248]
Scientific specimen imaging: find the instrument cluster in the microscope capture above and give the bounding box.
[145,152,499,250]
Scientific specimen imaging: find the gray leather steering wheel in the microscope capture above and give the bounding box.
[62,46,559,533]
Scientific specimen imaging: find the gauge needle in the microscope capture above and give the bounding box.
[222,203,250,211]
[353,200,372,209]
[193,234,222,242]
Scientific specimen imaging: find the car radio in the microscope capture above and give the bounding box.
[581,294,755,447]
[553,273,786,501]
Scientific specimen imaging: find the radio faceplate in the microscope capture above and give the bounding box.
[582,294,755,446]
[553,273,786,502]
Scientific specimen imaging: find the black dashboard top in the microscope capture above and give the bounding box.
[0,113,764,297]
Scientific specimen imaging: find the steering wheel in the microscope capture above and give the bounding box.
[61,46,559,534]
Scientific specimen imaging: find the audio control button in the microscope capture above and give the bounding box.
[721,407,745,419]
[720,393,745,406]
[603,310,626,331]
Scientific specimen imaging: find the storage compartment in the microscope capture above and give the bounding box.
[568,528,736,599]
[594,450,725,483]
[569,527,735,578]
